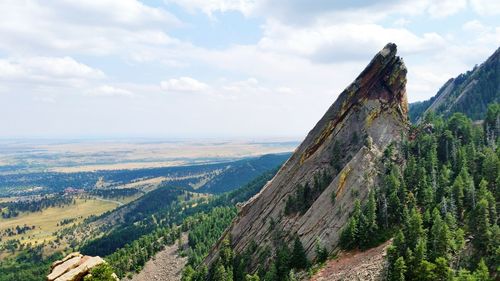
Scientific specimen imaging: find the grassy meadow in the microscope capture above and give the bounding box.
[0,198,119,246]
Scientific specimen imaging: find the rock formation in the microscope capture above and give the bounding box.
[205,43,409,271]
[47,252,118,281]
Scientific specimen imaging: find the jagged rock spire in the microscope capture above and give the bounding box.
[205,43,409,272]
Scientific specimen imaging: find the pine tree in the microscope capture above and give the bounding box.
[434,257,452,281]
[340,217,358,249]
[389,257,406,281]
[244,274,260,281]
[452,176,465,219]
[263,263,277,281]
[474,259,491,281]
[276,244,291,278]
[290,236,308,270]
[366,190,378,234]
[315,240,328,263]
[430,209,453,261]
[404,208,425,249]
[437,165,452,202]
[471,199,491,255]
[213,262,229,281]
[415,260,437,281]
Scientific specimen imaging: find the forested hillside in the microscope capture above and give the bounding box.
[342,106,499,280]
[0,153,290,196]
[184,104,499,281]
[409,47,499,122]
[0,153,286,281]
[103,167,278,279]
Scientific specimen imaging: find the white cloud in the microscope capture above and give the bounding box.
[0,56,104,84]
[0,0,182,56]
[0,0,499,138]
[394,18,411,27]
[33,96,57,103]
[463,20,488,33]
[86,85,135,97]
[426,0,467,18]
[166,0,256,17]
[160,77,209,92]
[57,0,180,26]
[257,21,447,63]
[470,0,500,16]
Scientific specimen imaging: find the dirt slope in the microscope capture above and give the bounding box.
[127,234,187,281]
[310,240,391,281]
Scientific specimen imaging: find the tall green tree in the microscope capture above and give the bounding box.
[290,236,308,270]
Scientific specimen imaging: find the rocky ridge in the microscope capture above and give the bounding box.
[205,43,409,272]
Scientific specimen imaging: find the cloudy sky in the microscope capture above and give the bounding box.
[0,0,499,139]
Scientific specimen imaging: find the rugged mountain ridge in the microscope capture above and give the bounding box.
[205,43,409,271]
[410,46,500,122]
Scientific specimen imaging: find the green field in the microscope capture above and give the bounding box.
[0,198,119,247]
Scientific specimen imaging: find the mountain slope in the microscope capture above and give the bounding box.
[410,46,500,122]
[204,43,409,271]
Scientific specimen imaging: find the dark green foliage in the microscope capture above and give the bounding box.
[339,190,381,250]
[275,244,291,278]
[0,153,290,196]
[80,186,185,256]
[105,225,182,277]
[284,171,332,215]
[84,165,280,266]
[0,194,75,218]
[484,103,500,146]
[389,256,406,281]
[331,141,342,173]
[83,166,279,279]
[0,247,61,281]
[83,263,116,281]
[89,188,139,199]
[385,112,499,280]
[186,207,238,267]
[315,240,328,263]
[409,99,435,123]
[290,237,309,270]
[409,47,500,122]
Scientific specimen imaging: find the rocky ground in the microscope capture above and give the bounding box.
[127,234,188,281]
[310,240,391,281]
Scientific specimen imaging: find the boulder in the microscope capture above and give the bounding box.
[46,253,112,281]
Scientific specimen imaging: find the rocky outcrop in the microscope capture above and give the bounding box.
[204,43,409,272]
[47,253,117,281]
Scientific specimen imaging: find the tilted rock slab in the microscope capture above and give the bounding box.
[205,43,409,272]
[47,252,114,281]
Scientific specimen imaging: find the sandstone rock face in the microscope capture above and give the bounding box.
[47,253,115,281]
[205,43,409,271]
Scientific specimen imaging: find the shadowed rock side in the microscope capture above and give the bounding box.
[204,43,409,272]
